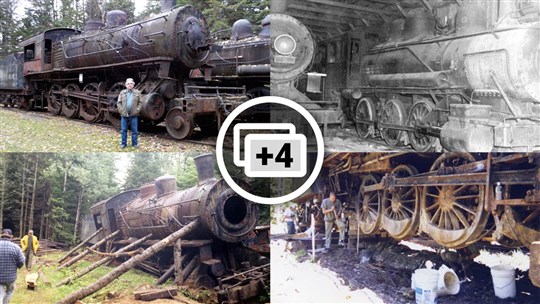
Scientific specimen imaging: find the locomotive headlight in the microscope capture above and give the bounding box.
[274,34,297,55]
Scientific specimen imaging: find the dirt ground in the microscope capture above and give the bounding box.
[271,238,540,304]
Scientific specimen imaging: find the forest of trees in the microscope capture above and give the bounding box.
[0,0,269,58]
[0,153,203,244]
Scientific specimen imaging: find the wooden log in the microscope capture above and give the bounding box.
[56,227,104,264]
[140,287,178,301]
[133,287,178,300]
[58,219,200,304]
[174,239,182,285]
[156,252,194,285]
[155,265,175,285]
[26,273,39,289]
[59,230,119,269]
[55,234,152,287]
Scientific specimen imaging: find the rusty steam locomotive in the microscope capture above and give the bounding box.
[271,0,540,152]
[295,152,540,285]
[0,1,270,140]
[87,154,269,302]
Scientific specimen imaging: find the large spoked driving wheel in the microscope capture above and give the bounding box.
[408,100,438,152]
[62,84,80,118]
[105,82,125,129]
[80,82,102,122]
[379,98,406,146]
[165,107,194,140]
[420,153,490,248]
[354,98,376,139]
[381,165,420,240]
[47,84,63,115]
[358,174,382,234]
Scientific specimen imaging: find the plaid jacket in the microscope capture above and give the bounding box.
[0,238,25,283]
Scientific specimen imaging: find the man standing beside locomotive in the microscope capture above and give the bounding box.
[321,192,346,249]
[117,78,142,149]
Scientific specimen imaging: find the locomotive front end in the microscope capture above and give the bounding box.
[117,154,258,244]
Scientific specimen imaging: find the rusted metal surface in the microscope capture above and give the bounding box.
[63,6,210,70]
[314,152,540,250]
[531,242,540,287]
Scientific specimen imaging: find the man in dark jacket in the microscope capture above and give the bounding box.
[0,229,25,304]
[117,78,143,149]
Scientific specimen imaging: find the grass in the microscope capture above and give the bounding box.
[0,108,214,152]
[10,252,163,304]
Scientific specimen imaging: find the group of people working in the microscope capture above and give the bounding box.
[283,192,346,250]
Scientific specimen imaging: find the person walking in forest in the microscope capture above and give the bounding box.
[117,78,143,149]
[321,192,346,249]
[20,230,39,270]
[0,229,25,304]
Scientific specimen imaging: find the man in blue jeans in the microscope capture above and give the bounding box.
[117,78,142,149]
[0,229,25,304]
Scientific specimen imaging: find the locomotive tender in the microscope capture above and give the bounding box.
[0,1,270,140]
[271,0,540,152]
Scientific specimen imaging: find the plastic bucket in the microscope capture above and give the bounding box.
[490,265,516,299]
[437,265,460,296]
[414,268,439,304]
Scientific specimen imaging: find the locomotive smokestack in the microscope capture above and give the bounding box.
[194,154,215,183]
[160,0,176,13]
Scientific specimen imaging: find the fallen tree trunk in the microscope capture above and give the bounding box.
[59,230,119,269]
[55,234,152,287]
[56,227,104,264]
[58,219,200,304]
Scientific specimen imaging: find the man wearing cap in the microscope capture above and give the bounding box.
[321,192,346,249]
[117,78,143,149]
[20,230,39,270]
[0,229,25,304]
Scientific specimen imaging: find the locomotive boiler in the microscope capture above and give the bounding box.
[191,17,271,98]
[89,154,268,301]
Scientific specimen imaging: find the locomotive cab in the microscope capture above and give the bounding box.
[19,28,80,75]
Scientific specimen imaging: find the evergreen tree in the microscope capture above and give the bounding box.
[122,153,165,190]
[0,0,21,58]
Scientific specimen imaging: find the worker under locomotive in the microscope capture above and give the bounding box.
[321,192,346,249]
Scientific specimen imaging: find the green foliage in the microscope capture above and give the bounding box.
[0,0,21,58]
[104,0,136,23]
[11,252,156,303]
[122,153,165,190]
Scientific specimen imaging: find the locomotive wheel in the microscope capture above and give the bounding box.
[357,174,382,235]
[354,98,376,139]
[165,107,194,140]
[420,153,490,248]
[80,83,102,122]
[105,112,121,129]
[105,82,125,129]
[381,165,420,240]
[47,84,63,115]
[380,98,406,146]
[62,84,80,118]
[408,101,438,152]
[502,205,540,248]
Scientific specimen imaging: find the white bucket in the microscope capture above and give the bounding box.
[437,265,460,296]
[490,265,516,299]
[414,268,439,304]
